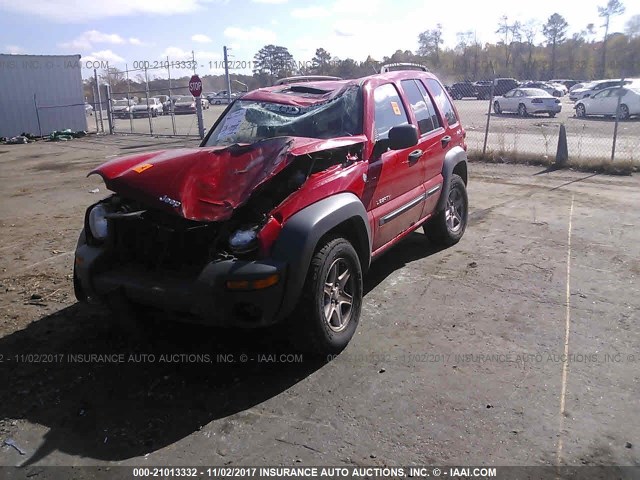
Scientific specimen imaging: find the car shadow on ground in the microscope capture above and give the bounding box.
[0,304,324,465]
[1,232,443,465]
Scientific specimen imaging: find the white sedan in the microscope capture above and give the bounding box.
[493,88,562,117]
[575,86,640,120]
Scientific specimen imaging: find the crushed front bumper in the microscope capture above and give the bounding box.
[74,243,287,327]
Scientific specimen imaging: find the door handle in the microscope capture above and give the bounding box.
[407,149,423,164]
[441,135,452,148]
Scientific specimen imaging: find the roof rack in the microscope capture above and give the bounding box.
[379,62,429,73]
[275,75,343,86]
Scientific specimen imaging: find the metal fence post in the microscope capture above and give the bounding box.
[105,84,114,134]
[482,62,495,155]
[94,69,104,133]
[193,51,205,139]
[126,64,133,133]
[611,77,624,162]
[167,56,177,136]
[92,86,99,133]
[145,65,153,136]
[33,94,42,138]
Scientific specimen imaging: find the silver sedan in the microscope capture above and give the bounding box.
[493,88,562,117]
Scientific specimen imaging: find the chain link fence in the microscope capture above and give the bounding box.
[103,58,212,138]
[458,83,640,168]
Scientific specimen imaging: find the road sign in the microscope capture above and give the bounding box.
[189,75,203,97]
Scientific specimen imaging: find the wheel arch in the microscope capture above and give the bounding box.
[271,193,371,319]
[436,146,468,212]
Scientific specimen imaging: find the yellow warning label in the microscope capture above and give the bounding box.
[133,163,153,173]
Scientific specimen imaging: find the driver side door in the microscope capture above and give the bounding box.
[364,83,425,253]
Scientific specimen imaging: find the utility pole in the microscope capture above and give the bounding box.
[224,46,232,103]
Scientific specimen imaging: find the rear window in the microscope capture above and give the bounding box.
[423,79,458,126]
[401,79,439,135]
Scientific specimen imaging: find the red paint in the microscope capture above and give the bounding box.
[91,69,467,258]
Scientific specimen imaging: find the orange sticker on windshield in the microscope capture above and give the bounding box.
[391,101,401,115]
[133,163,153,173]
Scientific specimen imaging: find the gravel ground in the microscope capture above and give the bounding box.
[0,136,638,473]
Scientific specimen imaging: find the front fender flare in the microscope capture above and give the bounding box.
[271,193,371,319]
[436,146,468,212]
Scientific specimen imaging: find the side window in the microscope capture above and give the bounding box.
[424,78,458,126]
[373,83,409,141]
[415,80,441,130]
[401,79,439,135]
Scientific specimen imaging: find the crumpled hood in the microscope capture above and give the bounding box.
[89,135,366,222]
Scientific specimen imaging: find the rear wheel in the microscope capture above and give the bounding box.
[493,101,502,114]
[617,104,630,120]
[289,237,363,354]
[518,104,528,117]
[424,174,468,247]
[549,112,556,118]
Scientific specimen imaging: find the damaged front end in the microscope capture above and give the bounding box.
[75,134,366,326]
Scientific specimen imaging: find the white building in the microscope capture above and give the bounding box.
[0,54,86,138]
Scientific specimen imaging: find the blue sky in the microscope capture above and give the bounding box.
[0,0,637,78]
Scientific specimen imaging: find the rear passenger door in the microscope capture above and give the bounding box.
[400,79,447,214]
[365,83,426,252]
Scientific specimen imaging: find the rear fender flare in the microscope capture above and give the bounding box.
[436,146,468,212]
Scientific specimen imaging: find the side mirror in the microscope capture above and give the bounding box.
[388,124,419,150]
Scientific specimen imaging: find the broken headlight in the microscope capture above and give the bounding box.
[228,226,259,254]
[88,203,110,241]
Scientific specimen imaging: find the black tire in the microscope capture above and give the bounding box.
[493,101,502,114]
[289,237,363,354]
[576,104,586,118]
[424,174,468,247]
[617,104,630,120]
[549,112,556,118]
[454,93,462,100]
[518,104,528,117]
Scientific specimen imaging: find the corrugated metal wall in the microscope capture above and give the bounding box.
[0,54,87,137]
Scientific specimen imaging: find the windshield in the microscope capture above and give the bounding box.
[175,96,194,103]
[205,85,362,146]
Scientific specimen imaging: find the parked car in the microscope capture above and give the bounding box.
[521,82,564,97]
[493,88,562,117]
[130,98,164,117]
[112,99,135,119]
[550,79,580,90]
[200,97,210,110]
[173,96,197,114]
[475,78,518,100]
[575,86,640,120]
[449,82,477,100]
[569,79,634,102]
[73,67,469,354]
[209,91,238,105]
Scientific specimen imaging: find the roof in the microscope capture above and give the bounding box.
[242,70,439,106]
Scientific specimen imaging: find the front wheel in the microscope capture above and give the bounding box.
[549,112,556,118]
[424,174,468,247]
[289,237,363,354]
[493,101,502,114]
[576,104,586,118]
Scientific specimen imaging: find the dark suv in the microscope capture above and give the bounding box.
[449,82,477,100]
[475,78,518,100]
[74,65,469,354]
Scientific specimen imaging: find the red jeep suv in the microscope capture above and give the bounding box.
[74,64,469,354]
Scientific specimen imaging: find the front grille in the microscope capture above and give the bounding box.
[109,211,219,273]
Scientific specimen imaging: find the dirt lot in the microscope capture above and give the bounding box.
[0,136,638,471]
